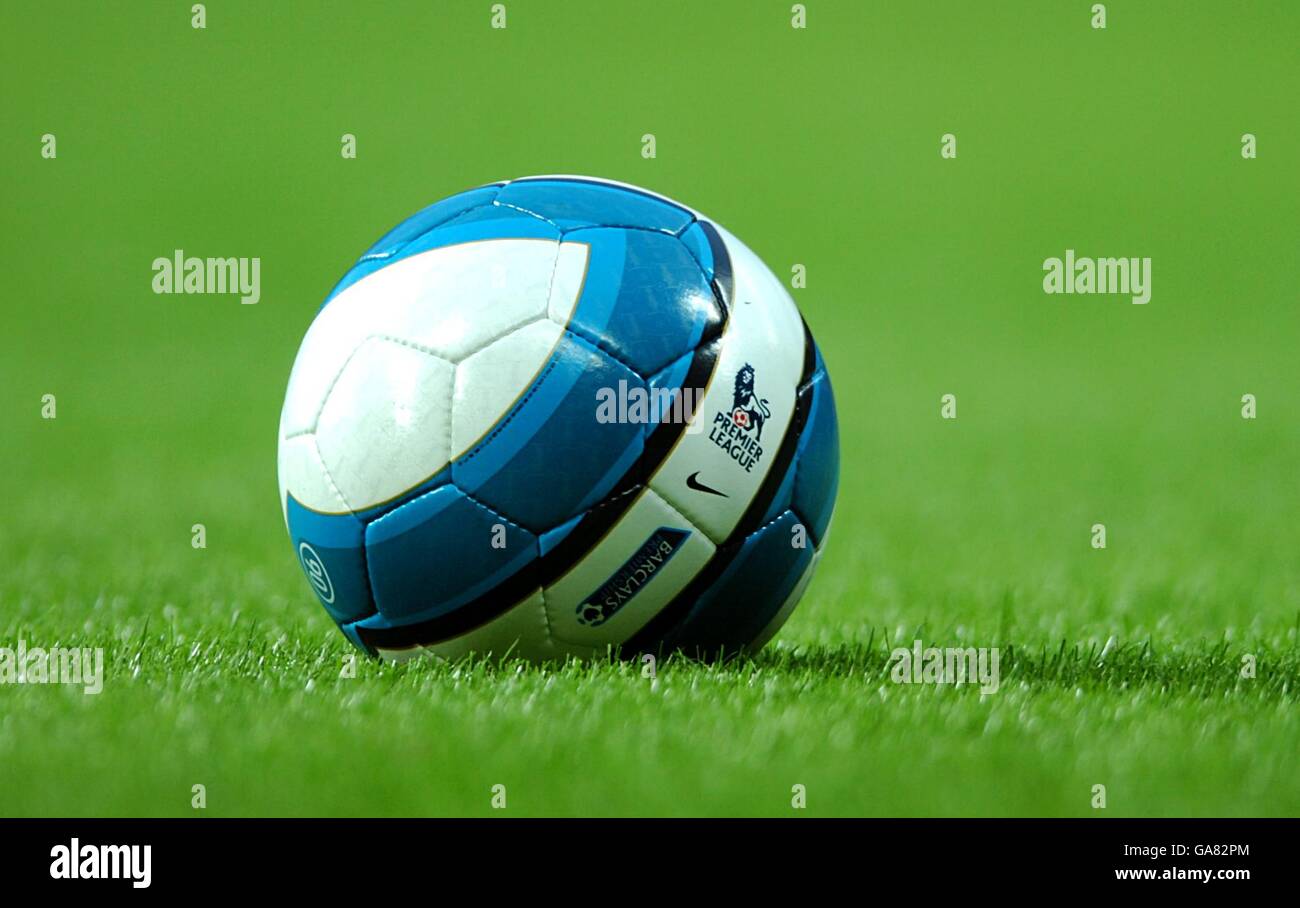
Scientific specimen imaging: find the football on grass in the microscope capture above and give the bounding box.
[277,176,838,661]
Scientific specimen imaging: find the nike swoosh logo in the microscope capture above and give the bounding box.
[686,472,728,497]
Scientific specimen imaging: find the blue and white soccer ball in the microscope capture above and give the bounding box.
[277,177,838,661]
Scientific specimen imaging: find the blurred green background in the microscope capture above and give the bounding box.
[1,0,1297,816]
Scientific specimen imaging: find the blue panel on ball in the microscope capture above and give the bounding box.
[539,511,585,557]
[284,495,375,624]
[498,178,694,234]
[643,349,696,440]
[666,510,814,655]
[754,346,839,541]
[397,205,561,257]
[361,185,503,260]
[364,484,538,624]
[563,228,722,377]
[323,185,502,306]
[559,225,626,336]
[791,350,839,545]
[453,332,646,532]
[451,330,611,494]
[676,221,716,282]
[756,445,799,530]
[339,620,369,653]
[322,190,559,306]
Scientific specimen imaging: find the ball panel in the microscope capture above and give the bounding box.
[313,337,454,512]
[451,318,562,458]
[790,355,839,546]
[404,201,562,250]
[325,193,561,305]
[506,175,708,218]
[660,509,815,657]
[452,331,646,533]
[277,432,352,520]
[545,239,592,326]
[363,484,537,624]
[561,227,723,377]
[546,225,625,334]
[754,434,799,530]
[281,237,560,438]
[284,493,375,624]
[645,222,805,543]
[321,203,560,309]
[543,487,714,647]
[393,591,557,662]
[676,221,717,282]
[642,347,696,442]
[498,178,694,233]
[325,320,721,658]
[360,185,503,262]
[323,186,505,305]
[538,511,585,558]
[362,236,559,362]
[753,345,838,536]
[746,546,823,653]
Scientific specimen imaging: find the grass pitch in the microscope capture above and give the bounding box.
[2,1,1299,816]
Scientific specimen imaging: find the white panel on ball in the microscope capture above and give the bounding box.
[313,337,455,512]
[546,240,591,327]
[280,238,561,437]
[646,226,806,543]
[277,432,353,521]
[543,488,715,647]
[451,318,564,457]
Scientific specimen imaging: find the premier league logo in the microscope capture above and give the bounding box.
[708,363,770,472]
[730,363,771,441]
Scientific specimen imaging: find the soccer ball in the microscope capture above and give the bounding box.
[277,176,838,661]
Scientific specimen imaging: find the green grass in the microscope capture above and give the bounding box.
[3,0,1299,816]
[1,620,1297,816]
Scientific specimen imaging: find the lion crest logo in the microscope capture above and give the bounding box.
[731,363,772,441]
